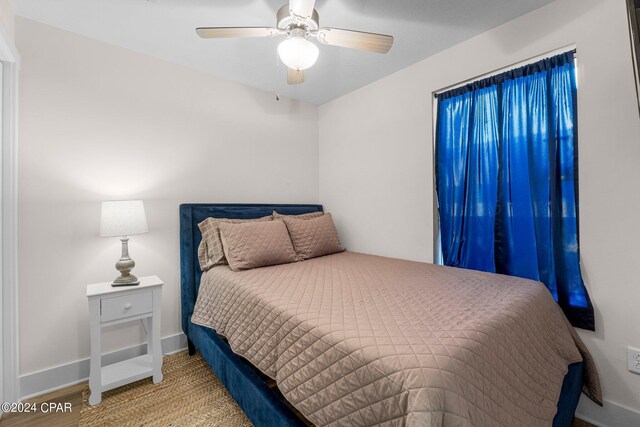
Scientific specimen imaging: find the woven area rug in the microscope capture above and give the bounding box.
[79,351,252,427]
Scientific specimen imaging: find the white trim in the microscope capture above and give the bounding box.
[19,333,187,401]
[431,94,441,265]
[576,395,640,427]
[0,15,19,405]
[2,61,18,405]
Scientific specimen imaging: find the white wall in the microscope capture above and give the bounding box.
[0,0,14,42]
[319,0,640,421]
[17,18,318,376]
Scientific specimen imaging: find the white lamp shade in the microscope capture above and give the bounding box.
[100,200,148,237]
[277,37,319,71]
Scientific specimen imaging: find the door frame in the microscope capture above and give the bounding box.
[0,18,20,404]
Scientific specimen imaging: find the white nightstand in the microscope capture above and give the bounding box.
[86,275,164,405]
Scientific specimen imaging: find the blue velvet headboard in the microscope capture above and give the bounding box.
[179,203,323,337]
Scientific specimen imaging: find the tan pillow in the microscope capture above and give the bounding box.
[282,213,345,261]
[219,220,297,271]
[197,215,272,271]
[272,210,323,220]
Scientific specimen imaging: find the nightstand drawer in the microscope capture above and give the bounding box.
[101,292,152,322]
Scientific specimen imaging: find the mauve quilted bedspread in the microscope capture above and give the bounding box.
[191,251,599,427]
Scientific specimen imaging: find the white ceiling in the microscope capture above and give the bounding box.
[14,0,555,105]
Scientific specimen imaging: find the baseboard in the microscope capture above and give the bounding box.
[19,333,187,401]
[576,395,640,427]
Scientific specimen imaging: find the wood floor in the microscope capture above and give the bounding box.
[0,383,85,427]
[0,382,597,427]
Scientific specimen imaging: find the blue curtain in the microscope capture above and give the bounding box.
[437,87,499,272]
[435,52,594,330]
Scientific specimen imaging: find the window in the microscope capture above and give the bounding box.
[433,51,594,330]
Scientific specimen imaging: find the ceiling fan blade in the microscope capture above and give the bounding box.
[287,68,305,85]
[289,0,315,20]
[196,27,279,39]
[316,28,394,53]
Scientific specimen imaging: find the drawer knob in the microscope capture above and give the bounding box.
[124,303,132,310]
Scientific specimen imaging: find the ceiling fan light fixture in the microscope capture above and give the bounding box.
[196,0,393,85]
[277,36,319,71]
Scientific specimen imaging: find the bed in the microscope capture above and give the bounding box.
[180,203,596,427]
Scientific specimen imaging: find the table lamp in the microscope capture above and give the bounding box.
[100,200,148,286]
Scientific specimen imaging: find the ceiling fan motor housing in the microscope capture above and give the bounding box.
[277,5,319,33]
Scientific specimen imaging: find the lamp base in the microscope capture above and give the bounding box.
[111,276,140,287]
[110,237,140,287]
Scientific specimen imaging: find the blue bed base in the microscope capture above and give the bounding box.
[179,203,583,427]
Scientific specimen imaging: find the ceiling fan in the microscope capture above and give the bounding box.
[196,0,394,85]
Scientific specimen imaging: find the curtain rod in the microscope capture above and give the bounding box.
[434,45,577,96]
